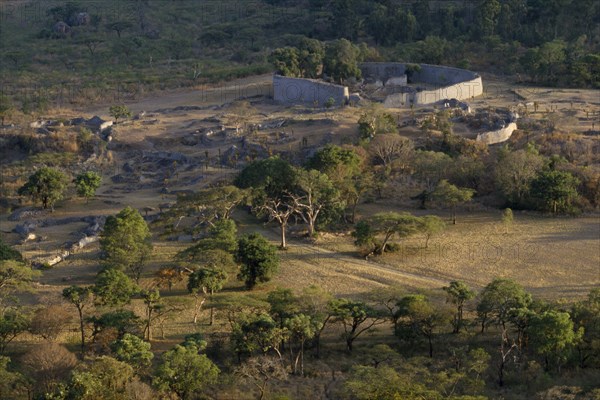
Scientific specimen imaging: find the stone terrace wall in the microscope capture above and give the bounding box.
[273,75,349,106]
[360,62,483,107]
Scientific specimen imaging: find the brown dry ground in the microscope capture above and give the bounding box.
[2,74,599,363]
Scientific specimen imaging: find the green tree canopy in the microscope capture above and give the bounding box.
[0,239,22,262]
[323,39,362,83]
[269,47,302,77]
[176,219,238,266]
[529,310,581,371]
[306,145,362,178]
[231,312,285,357]
[100,206,153,282]
[353,212,422,256]
[235,156,297,198]
[571,288,600,368]
[0,95,13,125]
[187,266,228,324]
[18,167,68,210]
[0,310,30,353]
[62,285,93,354]
[292,168,341,236]
[236,233,279,289]
[343,365,439,400]
[0,260,39,304]
[68,356,135,399]
[443,281,476,333]
[154,344,220,400]
[430,180,475,224]
[93,268,139,308]
[110,333,153,370]
[75,171,102,202]
[419,215,445,248]
[0,356,27,399]
[235,157,298,248]
[329,298,385,352]
[358,104,398,141]
[109,104,132,124]
[395,294,451,357]
[173,186,245,228]
[530,169,580,214]
[88,310,141,341]
[476,278,532,332]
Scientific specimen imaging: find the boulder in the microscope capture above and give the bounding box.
[23,233,37,242]
[53,21,71,35]
[87,116,113,133]
[29,120,51,128]
[14,221,37,237]
[73,12,90,26]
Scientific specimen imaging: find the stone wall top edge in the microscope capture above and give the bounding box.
[273,74,348,89]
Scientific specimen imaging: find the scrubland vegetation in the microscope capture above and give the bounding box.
[0,1,599,399]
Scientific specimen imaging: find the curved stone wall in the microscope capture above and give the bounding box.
[360,62,483,107]
[476,122,517,145]
[273,75,349,107]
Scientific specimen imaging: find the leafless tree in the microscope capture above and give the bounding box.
[29,305,72,341]
[236,356,288,400]
[21,343,78,395]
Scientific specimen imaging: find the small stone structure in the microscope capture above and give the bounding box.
[273,75,349,107]
[476,122,518,145]
[360,62,483,107]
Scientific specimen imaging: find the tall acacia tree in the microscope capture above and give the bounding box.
[476,278,532,333]
[235,157,297,249]
[353,212,422,257]
[443,281,476,333]
[430,180,474,224]
[395,294,451,357]
[100,207,153,283]
[187,267,228,325]
[291,168,340,237]
[62,285,93,356]
[18,167,68,211]
[329,298,385,352]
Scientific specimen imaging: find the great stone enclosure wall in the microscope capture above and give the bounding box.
[359,62,483,107]
[273,74,349,107]
[272,63,483,108]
